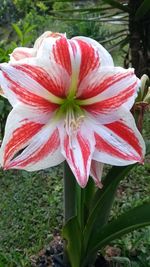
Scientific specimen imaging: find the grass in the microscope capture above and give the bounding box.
[0,112,149,267]
[0,167,63,266]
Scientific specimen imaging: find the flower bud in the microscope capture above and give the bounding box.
[143,87,150,104]
[132,74,150,132]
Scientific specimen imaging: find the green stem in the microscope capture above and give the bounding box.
[63,161,77,266]
[76,185,85,231]
[63,161,84,228]
[63,161,77,224]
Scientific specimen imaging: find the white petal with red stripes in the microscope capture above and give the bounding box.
[0,31,145,188]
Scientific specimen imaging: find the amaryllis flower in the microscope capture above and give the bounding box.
[0,32,145,188]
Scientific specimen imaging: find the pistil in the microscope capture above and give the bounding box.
[55,95,85,149]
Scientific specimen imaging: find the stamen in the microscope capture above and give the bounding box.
[64,110,85,149]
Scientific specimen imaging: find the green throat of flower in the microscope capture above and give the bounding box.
[56,96,85,136]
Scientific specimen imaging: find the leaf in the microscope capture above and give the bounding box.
[119,36,129,48]
[102,0,129,12]
[83,201,150,266]
[63,162,77,223]
[82,139,149,266]
[52,7,113,14]
[76,178,96,231]
[108,36,129,52]
[0,100,4,114]
[24,25,36,34]
[145,139,150,155]
[83,139,149,255]
[51,17,126,23]
[135,0,150,20]
[62,216,82,267]
[99,33,127,45]
[12,24,23,42]
[83,165,135,251]
[97,28,127,39]
[83,177,95,211]
[81,177,96,228]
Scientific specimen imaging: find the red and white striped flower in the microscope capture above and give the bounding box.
[0,32,145,187]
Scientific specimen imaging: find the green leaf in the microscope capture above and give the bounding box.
[0,100,4,114]
[81,177,96,228]
[99,33,127,45]
[145,140,150,155]
[83,177,95,211]
[102,0,129,12]
[52,7,113,14]
[83,164,135,251]
[63,162,77,223]
[51,16,128,22]
[24,25,36,34]
[83,139,148,257]
[97,28,127,39]
[83,202,150,266]
[76,178,96,231]
[135,0,150,20]
[108,36,129,52]
[12,24,23,42]
[63,162,87,230]
[62,216,82,267]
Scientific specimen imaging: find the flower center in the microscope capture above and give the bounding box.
[65,110,85,135]
[56,97,85,141]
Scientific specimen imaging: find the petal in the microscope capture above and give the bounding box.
[11,102,53,124]
[79,67,139,111]
[0,103,50,165]
[83,108,128,125]
[12,63,69,98]
[92,113,145,166]
[72,36,113,91]
[52,36,72,76]
[2,122,44,168]
[37,35,106,97]
[34,31,65,50]
[0,107,64,170]
[82,69,139,123]
[77,66,114,99]
[90,160,103,188]
[71,38,100,87]
[58,120,95,188]
[37,35,112,98]
[7,127,64,171]
[0,63,63,108]
[10,32,65,63]
[37,35,76,97]
[37,35,73,77]
[0,108,44,168]
[10,47,36,63]
[72,36,114,68]
[37,33,80,81]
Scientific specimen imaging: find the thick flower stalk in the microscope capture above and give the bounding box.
[0,32,145,187]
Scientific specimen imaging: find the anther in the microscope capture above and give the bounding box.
[64,112,85,149]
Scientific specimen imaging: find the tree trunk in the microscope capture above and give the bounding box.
[128,0,150,78]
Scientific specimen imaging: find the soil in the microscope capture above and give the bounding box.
[31,233,111,267]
